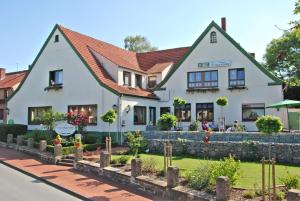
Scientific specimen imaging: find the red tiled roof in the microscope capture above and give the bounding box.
[58,25,189,99]
[146,62,173,74]
[0,71,27,89]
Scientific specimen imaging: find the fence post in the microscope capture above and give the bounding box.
[17,135,23,146]
[7,134,13,144]
[27,138,34,148]
[131,158,142,178]
[286,189,300,201]
[74,147,83,161]
[272,158,276,201]
[167,166,179,188]
[39,140,47,152]
[100,151,110,168]
[262,157,265,201]
[216,176,230,201]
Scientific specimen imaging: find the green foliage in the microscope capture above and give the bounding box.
[0,124,27,142]
[157,113,177,131]
[124,35,158,53]
[62,146,75,156]
[173,97,187,108]
[256,115,283,134]
[276,190,286,201]
[216,96,228,107]
[111,155,131,165]
[125,131,147,156]
[279,171,300,190]
[142,157,159,174]
[23,130,53,143]
[46,145,54,153]
[83,143,101,151]
[188,121,199,131]
[82,134,99,144]
[101,109,117,124]
[185,155,241,190]
[243,190,255,199]
[263,30,300,85]
[40,109,65,131]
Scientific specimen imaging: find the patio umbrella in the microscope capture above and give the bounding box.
[266,99,300,131]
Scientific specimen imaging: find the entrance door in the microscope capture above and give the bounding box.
[149,107,156,125]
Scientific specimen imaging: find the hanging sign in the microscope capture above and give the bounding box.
[54,121,76,136]
[198,60,232,68]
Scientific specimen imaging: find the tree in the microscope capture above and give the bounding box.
[291,0,300,35]
[216,96,228,131]
[173,97,187,129]
[40,110,65,132]
[101,109,117,138]
[124,35,158,52]
[263,31,300,86]
[157,114,177,131]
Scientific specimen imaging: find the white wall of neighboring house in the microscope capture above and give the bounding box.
[118,67,147,88]
[155,26,285,131]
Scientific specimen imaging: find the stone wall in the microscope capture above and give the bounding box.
[142,131,300,144]
[147,139,300,165]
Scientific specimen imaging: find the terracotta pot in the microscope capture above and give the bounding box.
[54,138,61,145]
[74,142,81,148]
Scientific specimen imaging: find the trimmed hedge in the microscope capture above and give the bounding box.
[0,124,27,142]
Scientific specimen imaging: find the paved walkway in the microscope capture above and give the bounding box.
[0,147,162,201]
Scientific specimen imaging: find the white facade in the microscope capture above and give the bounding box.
[7,22,285,133]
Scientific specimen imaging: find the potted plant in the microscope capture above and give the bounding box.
[173,97,187,130]
[74,137,81,148]
[216,96,228,131]
[101,109,117,154]
[54,134,62,145]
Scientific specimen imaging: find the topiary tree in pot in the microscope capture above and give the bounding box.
[256,115,283,198]
[216,96,228,131]
[157,114,178,131]
[101,109,117,154]
[173,97,187,130]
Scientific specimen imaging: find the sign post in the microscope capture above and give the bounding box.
[54,121,76,136]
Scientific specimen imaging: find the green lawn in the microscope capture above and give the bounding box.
[113,154,300,189]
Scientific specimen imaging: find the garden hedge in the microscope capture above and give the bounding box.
[0,124,27,142]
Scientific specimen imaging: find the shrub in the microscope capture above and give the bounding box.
[40,109,65,131]
[243,190,255,199]
[216,96,228,106]
[279,171,300,190]
[62,146,75,156]
[83,134,99,144]
[142,157,159,174]
[119,156,130,165]
[157,113,177,131]
[0,124,27,142]
[256,115,283,134]
[185,163,212,190]
[110,158,118,165]
[126,131,147,156]
[83,143,101,152]
[23,130,53,143]
[188,121,199,131]
[114,150,129,155]
[276,190,286,201]
[46,145,54,153]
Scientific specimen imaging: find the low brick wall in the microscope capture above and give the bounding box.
[147,140,300,165]
[142,131,300,143]
[74,160,215,201]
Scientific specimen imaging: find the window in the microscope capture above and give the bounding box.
[188,71,218,88]
[174,103,191,122]
[0,109,4,120]
[196,103,214,122]
[54,35,59,43]
[49,70,63,86]
[135,74,142,88]
[229,68,245,87]
[242,103,265,121]
[28,106,52,125]
[148,76,157,88]
[160,107,170,116]
[149,107,156,125]
[68,105,97,125]
[123,71,131,86]
[210,31,217,43]
[134,106,146,125]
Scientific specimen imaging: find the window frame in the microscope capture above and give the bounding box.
[210,31,217,43]
[228,68,245,87]
[242,103,265,122]
[187,70,218,89]
[28,106,52,125]
[148,76,157,89]
[135,74,142,88]
[54,34,59,43]
[49,70,63,86]
[160,107,171,116]
[174,103,191,122]
[134,106,147,125]
[67,104,98,125]
[123,71,131,86]
[196,103,214,122]
[149,107,156,125]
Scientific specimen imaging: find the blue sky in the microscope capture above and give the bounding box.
[0,0,297,72]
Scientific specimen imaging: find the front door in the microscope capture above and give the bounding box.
[149,107,156,125]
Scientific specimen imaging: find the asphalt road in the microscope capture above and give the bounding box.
[0,163,83,201]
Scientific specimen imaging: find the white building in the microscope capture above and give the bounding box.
[7,19,285,134]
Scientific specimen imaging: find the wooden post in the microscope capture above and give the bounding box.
[169,143,172,166]
[106,137,108,152]
[272,158,276,201]
[164,142,167,176]
[262,157,265,201]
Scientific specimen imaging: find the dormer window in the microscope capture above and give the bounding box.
[49,70,63,86]
[123,71,131,86]
[210,31,217,43]
[135,74,142,88]
[148,76,157,88]
[54,35,59,43]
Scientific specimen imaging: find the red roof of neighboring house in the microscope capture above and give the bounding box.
[0,70,27,89]
[58,25,189,99]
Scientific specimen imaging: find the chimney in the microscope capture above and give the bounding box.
[250,53,255,58]
[221,17,227,32]
[0,68,6,80]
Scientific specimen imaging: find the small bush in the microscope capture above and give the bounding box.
[216,96,228,107]
[110,158,118,165]
[119,156,130,165]
[253,183,262,196]
[23,130,53,143]
[62,146,75,155]
[142,157,159,174]
[157,114,177,131]
[256,115,283,134]
[243,190,255,199]
[126,131,148,156]
[279,171,300,190]
[185,163,212,190]
[46,145,54,153]
[114,150,129,155]
[276,190,286,201]
[83,134,99,144]
[0,124,27,142]
[83,144,101,151]
[188,121,199,131]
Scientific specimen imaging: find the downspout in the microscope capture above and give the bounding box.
[118,94,123,144]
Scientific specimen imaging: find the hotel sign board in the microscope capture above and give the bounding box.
[54,121,76,136]
[198,60,232,68]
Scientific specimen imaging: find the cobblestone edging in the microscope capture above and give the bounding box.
[74,160,215,201]
[142,131,300,143]
[147,140,300,165]
[0,142,55,163]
